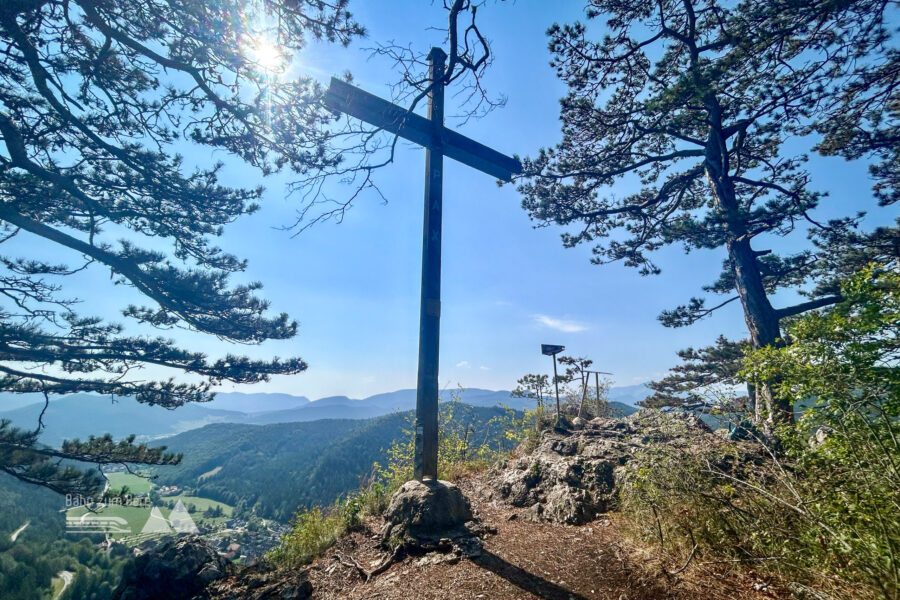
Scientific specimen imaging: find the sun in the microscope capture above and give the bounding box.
[245,34,287,74]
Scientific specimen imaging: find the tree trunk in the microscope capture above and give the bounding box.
[747,382,759,422]
[702,94,793,426]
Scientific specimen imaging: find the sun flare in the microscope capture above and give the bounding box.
[245,34,286,74]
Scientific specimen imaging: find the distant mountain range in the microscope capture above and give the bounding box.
[0,385,648,447]
[205,392,310,413]
[604,383,654,406]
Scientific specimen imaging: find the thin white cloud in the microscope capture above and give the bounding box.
[479,365,490,371]
[456,360,470,368]
[533,314,587,333]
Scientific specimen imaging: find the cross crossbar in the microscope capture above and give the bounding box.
[324,77,521,181]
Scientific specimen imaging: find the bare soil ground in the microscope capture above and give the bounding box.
[307,476,789,600]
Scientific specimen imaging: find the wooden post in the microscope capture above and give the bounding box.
[584,370,612,416]
[552,353,561,422]
[414,47,446,481]
[577,370,588,418]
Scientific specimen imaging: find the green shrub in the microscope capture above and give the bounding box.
[621,266,900,600]
[266,507,344,568]
[375,390,529,489]
[355,473,390,518]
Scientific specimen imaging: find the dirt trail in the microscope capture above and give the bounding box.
[53,570,73,600]
[307,476,786,600]
[9,519,29,542]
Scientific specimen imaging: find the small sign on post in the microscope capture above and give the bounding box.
[541,344,565,356]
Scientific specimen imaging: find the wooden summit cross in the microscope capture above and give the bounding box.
[325,47,521,481]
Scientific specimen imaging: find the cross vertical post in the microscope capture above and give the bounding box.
[323,51,520,483]
[577,372,588,419]
[414,47,447,481]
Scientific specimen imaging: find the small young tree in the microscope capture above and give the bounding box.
[557,356,591,388]
[557,355,592,416]
[511,373,551,409]
[518,0,894,425]
[642,336,752,415]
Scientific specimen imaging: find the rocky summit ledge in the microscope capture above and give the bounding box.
[113,535,313,600]
[488,411,721,524]
[113,536,232,600]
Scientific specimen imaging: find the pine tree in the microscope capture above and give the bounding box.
[518,0,896,424]
[0,0,363,493]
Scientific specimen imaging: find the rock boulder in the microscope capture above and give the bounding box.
[380,479,473,545]
[113,536,231,600]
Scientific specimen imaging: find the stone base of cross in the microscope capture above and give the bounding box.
[325,48,520,480]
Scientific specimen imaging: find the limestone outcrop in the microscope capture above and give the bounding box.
[489,412,713,524]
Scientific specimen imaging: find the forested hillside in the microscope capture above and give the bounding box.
[154,405,515,521]
[0,474,128,600]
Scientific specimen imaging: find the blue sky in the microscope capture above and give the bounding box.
[14,1,896,400]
